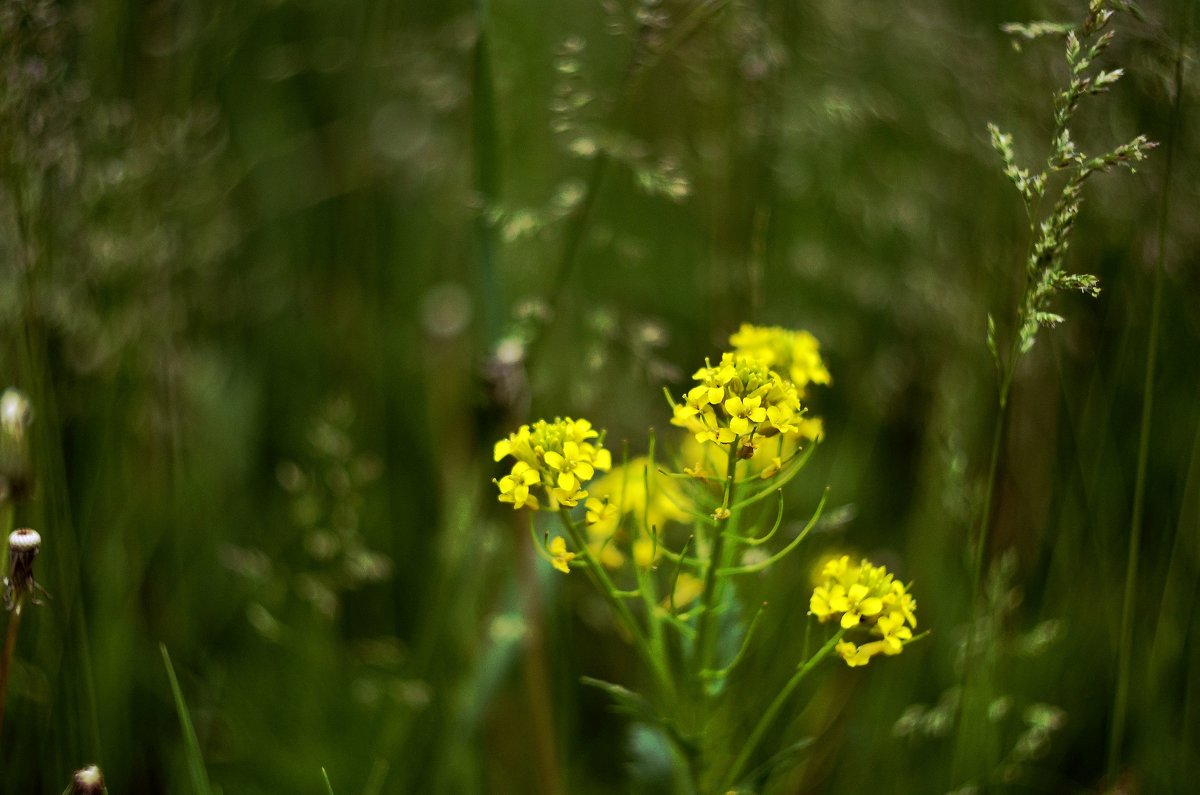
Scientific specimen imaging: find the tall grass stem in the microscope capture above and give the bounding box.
[1106,20,1189,782]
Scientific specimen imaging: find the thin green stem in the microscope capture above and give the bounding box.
[0,503,15,740]
[0,597,23,740]
[472,0,503,344]
[638,434,666,663]
[559,509,675,705]
[970,353,1016,602]
[724,628,846,790]
[718,489,827,576]
[1107,21,1187,782]
[694,440,740,680]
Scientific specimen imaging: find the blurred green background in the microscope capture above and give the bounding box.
[1,0,1198,792]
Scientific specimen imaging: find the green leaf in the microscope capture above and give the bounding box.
[160,644,213,795]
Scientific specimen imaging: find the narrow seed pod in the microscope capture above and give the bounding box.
[71,764,106,794]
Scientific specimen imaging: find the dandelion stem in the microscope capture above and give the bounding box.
[725,628,845,790]
[0,504,17,739]
[0,597,24,740]
[1107,20,1188,783]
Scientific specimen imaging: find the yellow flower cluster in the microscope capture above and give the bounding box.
[809,555,918,667]
[730,323,831,393]
[670,352,803,449]
[583,457,693,569]
[494,418,612,511]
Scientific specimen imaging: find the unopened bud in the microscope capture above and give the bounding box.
[70,764,106,794]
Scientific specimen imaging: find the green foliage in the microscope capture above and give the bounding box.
[160,645,213,795]
[0,0,1197,792]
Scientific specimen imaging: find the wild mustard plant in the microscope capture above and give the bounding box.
[492,323,922,792]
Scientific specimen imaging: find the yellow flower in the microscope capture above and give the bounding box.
[544,440,595,493]
[548,536,576,574]
[492,417,612,511]
[875,611,912,654]
[839,583,884,629]
[663,572,705,609]
[729,323,832,393]
[724,395,767,435]
[671,352,804,450]
[632,537,658,568]
[496,461,542,510]
[810,556,920,666]
[585,497,617,526]
[584,457,693,570]
[809,583,848,621]
[836,640,885,668]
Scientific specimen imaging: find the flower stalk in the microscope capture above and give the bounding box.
[1,527,43,738]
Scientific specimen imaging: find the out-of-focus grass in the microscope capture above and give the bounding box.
[1,0,1198,792]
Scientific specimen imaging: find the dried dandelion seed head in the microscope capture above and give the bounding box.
[70,764,106,794]
[4,528,43,610]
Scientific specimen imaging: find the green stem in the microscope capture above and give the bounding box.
[0,502,14,739]
[559,509,675,705]
[1107,21,1187,782]
[694,441,740,681]
[638,435,666,664]
[724,628,846,789]
[971,353,1016,602]
[0,597,24,740]
[471,0,503,344]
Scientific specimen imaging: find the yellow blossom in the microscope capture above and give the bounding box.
[496,461,542,510]
[875,611,912,654]
[837,640,885,668]
[729,323,832,393]
[632,537,658,568]
[493,417,612,511]
[670,352,803,450]
[810,555,920,667]
[548,536,576,574]
[663,572,705,609]
[584,457,692,570]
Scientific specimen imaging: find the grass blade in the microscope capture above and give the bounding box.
[160,644,213,795]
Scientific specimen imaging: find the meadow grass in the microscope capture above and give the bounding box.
[1,0,1198,792]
